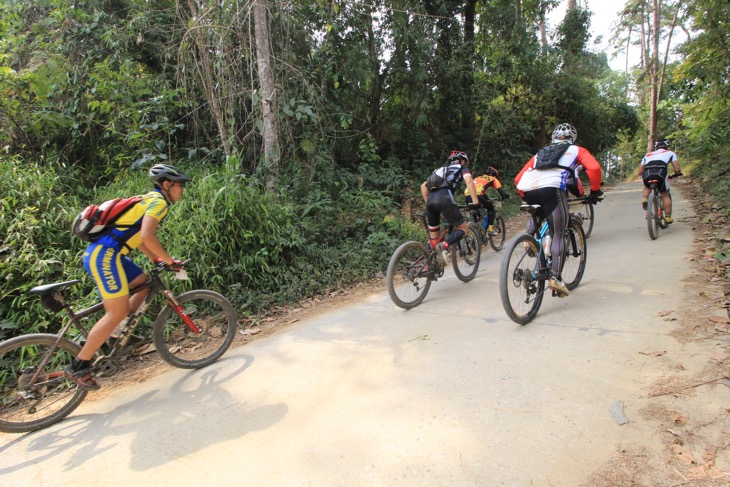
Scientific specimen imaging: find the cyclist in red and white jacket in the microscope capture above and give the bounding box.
[514,123,603,297]
[638,140,682,224]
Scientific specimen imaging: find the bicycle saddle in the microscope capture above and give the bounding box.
[30,280,81,295]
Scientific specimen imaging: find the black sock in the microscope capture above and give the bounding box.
[72,358,91,371]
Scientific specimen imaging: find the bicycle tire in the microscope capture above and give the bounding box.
[499,234,546,325]
[561,218,587,290]
[581,202,595,238]
[489,215,507,251]
[658,199,669,229]
[0,334,88,433]
[386,241,432,309]
[452,225,481,282]
[648,193,660,240]
[153,290,238,369]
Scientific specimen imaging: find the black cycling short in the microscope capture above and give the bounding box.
[642,165,668,192]
[426,188,464,229]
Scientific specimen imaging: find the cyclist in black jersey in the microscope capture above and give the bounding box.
[420,150,481,264]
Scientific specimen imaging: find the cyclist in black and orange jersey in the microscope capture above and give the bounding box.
[421,150,481,265]
[463,166,510,235]
[64,164,190,390]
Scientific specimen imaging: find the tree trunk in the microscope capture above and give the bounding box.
[253,0,280,190]
[185,0,232,157]
[538,1,548,53]
[658,0,682,102]
[648,0,661,151]
[567,0,576,11]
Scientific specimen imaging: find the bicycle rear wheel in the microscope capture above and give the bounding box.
[386,241,432,309]
[647,193,660,240]
[499,234,546,325]
[452,225,481,282]
[153,290,238,369]
[0,334,88,433]
[489,215,506,251]
[561,218,587,290]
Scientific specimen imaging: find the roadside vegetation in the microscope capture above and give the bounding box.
[1,0,727,340]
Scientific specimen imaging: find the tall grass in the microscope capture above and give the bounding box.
[1,156,421,339]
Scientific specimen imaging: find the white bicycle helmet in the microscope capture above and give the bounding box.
[551,123,577,144]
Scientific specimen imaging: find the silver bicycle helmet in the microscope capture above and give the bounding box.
[148,164,191,184]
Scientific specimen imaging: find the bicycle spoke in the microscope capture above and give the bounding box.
[386,241,433,309]
[153,290,237,369]
[499,234,546,324]
[0,335,87,433]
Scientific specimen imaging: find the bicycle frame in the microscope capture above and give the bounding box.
[26,260,196,384]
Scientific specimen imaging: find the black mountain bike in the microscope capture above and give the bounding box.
[499,205,587,324]
[386,211,481,309]
[0,259,238,433]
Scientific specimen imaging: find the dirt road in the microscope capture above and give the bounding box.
[1,181,728,486]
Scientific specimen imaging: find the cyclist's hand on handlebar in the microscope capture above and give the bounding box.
[585,189,604,204]
[669,172,683,179]
[153,257,185,271]
[467,202,481,210]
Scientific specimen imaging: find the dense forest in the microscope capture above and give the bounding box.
[1,0,728,339]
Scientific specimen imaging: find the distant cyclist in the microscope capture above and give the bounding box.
[515,123,603,297]
[638,139,682,224]
[421,150,481,265]
[463,166,510,234]
[64,164,190,390]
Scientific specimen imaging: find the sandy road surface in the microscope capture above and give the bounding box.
[1,182,718,486]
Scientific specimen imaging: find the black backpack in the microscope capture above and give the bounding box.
[426,166,450,191]
[534,143,571,170]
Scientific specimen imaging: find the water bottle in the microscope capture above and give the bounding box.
[482,215,489,229]
[543,235,552,257]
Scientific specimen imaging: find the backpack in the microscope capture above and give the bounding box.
[426,166,450,191]
[71,196,143,242]
[534,143,571,170]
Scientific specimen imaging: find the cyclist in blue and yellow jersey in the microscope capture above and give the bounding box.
[463,166,510,234]
[64,164,190,390]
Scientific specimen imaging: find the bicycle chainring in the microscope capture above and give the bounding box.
[93,356,122,377]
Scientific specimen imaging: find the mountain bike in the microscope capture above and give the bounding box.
[0,259,238,433]
[499,205,587,324]
[465,197,506,251]
[646,173,681,240]
[386,211,481,309]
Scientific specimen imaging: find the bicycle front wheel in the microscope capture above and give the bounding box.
[489,215,507,251]
[452,225,481,282]
[153,290,238,369]
[386,241,432,309]
[581,202,595,238]
[561,218,587,290]
[647,194,660,240]
[0,334,88,433]
[499,234,546,325]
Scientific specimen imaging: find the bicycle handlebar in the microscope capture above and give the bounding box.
[153,258,192,273]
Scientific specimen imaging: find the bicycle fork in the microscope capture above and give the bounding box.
[162,290,201,333]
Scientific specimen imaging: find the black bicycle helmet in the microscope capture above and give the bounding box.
[654,139,669,150]
[486,166,499,177]
[149,164,191,185]
[448,150,469,164]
